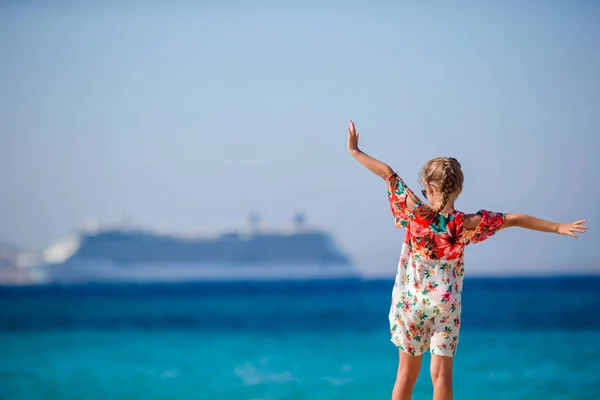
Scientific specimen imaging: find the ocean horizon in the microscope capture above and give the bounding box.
[1,276,599,399]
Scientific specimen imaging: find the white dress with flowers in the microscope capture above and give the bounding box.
[387,173,505,357]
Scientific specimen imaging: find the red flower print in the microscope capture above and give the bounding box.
[413,206,437,222]
[434,218,463,260]
[441,290,452,303]
[426,282,438,292]
[408,322,418,336]
[410,222,431,238]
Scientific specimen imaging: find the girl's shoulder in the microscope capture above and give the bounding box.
[461,210,506,236]
[462,212,482,230]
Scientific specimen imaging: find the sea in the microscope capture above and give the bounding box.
[1,276,599,400]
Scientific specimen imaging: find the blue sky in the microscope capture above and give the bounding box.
[1,1,598,276]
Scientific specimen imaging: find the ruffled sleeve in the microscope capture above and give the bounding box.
[387,173,412,228]
[463,210,505,245]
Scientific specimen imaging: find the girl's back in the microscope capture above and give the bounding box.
[388,172,505,262]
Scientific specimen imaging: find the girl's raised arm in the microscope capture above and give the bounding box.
[347,120,421,215]
[347,120,394,180]
[504,214,588,238]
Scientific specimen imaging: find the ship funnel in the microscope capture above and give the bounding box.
[293,212,306,231]
[249,212,261,234]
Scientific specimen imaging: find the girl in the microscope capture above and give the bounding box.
[346,120,588,400]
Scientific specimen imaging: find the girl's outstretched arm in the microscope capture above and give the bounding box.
[347,120,394,180]
[504,214,588,238]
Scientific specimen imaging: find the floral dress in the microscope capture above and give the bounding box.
[387,173,505,357]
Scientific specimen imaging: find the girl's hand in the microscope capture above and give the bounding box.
[557,220,588,238]
[347,120,359,153]
[346,120,395,180]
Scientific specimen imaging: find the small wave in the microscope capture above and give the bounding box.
[161,370,179,379]
[234,364,297,386]
[324,377,353,386]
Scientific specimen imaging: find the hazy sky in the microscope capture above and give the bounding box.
[1,1,599,276]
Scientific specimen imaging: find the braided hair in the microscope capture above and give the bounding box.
[419,157,464,214]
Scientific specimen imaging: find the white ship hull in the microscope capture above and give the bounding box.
[37,259,360,284]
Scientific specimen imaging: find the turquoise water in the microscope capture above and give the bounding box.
[1,330,600,399]
[1,278,599,399]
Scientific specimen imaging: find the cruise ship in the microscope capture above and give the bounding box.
[31,214,358,284]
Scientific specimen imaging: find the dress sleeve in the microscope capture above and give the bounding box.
[387,173,412,228]
[463,210,506,245]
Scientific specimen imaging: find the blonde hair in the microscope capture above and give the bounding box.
[419,157,464,213]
